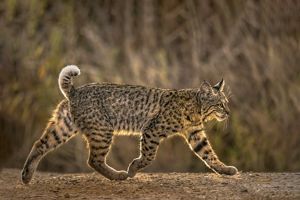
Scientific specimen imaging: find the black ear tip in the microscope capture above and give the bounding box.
[213,79,225,91]
[219,78,225,85]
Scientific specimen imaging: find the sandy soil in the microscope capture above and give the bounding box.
[0,169,299,200]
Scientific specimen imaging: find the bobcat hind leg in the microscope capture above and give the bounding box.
[86,128,128,180]
[21,100,78,184]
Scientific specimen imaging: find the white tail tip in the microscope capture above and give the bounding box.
[58,65,81,98]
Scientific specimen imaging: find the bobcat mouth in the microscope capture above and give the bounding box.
[216,113,228,121]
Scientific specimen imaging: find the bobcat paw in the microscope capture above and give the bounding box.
[127,159,139,178]
[127,170,137,178]
[127,166,138,178]
[21,168,33,184]
[220,166,238,175]
[115,170,128,180]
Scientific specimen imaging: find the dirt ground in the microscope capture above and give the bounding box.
[0,169,299,200]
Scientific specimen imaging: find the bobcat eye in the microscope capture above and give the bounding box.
[218,103,226,110]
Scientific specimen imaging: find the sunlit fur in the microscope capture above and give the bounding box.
[21,66,237,184]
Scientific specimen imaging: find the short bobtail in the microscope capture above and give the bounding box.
[58,65,80,99]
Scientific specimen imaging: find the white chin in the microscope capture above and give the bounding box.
[216,118,224,122]
[216,115,226,121]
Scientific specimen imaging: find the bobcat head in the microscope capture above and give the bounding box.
[197,79,230,122]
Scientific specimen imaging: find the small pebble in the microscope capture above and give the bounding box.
[64,193,70,198]
[241,188,248,193]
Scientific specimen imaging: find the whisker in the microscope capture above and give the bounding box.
[226,86,234,100]
[228,93,235,100]
[223,118,228,130]
[226,119,228,129]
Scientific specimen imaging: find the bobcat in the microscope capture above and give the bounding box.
[21,65,238,184]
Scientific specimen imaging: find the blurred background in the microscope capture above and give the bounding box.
[0,0,300,173]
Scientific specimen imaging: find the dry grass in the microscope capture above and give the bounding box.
[0,0,299,172]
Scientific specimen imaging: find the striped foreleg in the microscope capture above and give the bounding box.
[187,129,238,175]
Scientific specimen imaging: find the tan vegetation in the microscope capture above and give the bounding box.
[0,0,299,173]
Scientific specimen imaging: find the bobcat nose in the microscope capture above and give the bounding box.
[225,109,230,115]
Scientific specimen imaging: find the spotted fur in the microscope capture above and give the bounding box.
[21,66,238,184]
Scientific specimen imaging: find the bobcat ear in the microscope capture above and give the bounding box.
[213,79,225,92]
[200,81,212,94]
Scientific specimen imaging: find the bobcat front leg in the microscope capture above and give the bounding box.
[186,129,238,175]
